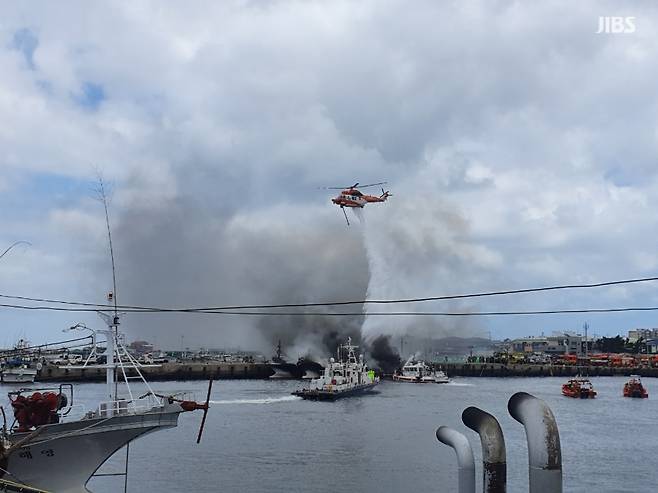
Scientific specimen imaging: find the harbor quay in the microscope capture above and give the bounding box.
[32,361,658,382]
[36,361,273,382]
[438,362,658,378]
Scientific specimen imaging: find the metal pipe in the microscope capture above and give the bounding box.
[508,392,562,493]
[436,426,476,493]
[462,407,506,493]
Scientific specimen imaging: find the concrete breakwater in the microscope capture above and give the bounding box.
[34,361,658,382]
[439,363,658,377]
[36,361,273,382]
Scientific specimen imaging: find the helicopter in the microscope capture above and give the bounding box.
[326,182,392,225]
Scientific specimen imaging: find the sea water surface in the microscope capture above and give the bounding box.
[3,377,655,492]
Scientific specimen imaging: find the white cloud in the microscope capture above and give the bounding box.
[2,1,658,346]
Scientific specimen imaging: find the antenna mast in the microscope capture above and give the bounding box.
[96,176,119,402]
[98,178,118,317]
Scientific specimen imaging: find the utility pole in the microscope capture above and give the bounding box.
[583,322,589,359]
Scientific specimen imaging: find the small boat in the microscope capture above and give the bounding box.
[623,375,648,398]
[268,340,299,379]
[1,340,39,384]
[562,377,597,398]
[292,338,379,401]
[1,363,38,384]
[268,341,324,379]
[393,358,449,383]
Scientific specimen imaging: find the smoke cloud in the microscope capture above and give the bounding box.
[368,335,402,374]
[110,169,370,356]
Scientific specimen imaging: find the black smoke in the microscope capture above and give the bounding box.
[367,335,401,374]
[108,164,371,355]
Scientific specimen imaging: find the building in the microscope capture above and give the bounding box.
[510,332,593,356]
[510,336,548,353]
[628,328,658,343]
[646,338,658,354]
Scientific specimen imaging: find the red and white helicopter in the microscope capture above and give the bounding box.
[327,182,392,225]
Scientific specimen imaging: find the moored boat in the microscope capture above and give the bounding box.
[1,364,37,384]
[1,340,39,384]
[393,358,449,383]
[292,338,379,401]
[562,377,597,398]
[623,375,648,398]
[0,316,212,492]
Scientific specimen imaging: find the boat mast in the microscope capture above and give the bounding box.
[97,177,118,403]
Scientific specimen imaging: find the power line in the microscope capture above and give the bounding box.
[1,275,658,312]
[2,301,658,317]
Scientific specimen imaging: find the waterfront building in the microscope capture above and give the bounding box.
[628,328,658,343]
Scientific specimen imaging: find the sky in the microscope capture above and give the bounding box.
[2,1,658,353]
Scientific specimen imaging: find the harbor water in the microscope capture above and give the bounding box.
[4,377,654,492]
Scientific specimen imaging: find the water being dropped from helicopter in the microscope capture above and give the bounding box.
[352,207,365,224]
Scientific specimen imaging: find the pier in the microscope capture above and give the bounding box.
[35,362,273,382]
[32,361,658,382]
[439,363,658,378]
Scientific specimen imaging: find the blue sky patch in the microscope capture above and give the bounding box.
[11,28,38,69]
[74,82,106,110]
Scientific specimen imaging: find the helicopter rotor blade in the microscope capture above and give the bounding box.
[320,181,386,190]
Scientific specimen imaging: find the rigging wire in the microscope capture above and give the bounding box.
[0,335,92,354]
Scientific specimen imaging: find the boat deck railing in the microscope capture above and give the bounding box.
[57,395,167,421]
[96,395,166,417]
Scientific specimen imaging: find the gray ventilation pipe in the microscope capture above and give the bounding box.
[436,426,476,493]
[508,392,562,493]
[462,406,506,493]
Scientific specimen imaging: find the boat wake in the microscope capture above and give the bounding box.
[210,395,301,405]
[445,381,474,387]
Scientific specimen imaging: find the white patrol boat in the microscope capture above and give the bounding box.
[393,358,449,383]
[292,338,379,401]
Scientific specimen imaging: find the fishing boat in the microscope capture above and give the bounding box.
[268,341,324,379]
[0,315,212,492]
[268,340,299,379]
[623,375,648,398]
[1,340,39,384]
[562,377,597,398]
[0,185,212,492]
[1,363,38,384]
[292,338,379,401]
[393,358,449,383]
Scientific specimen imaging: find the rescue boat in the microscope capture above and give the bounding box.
[292,337,379,401]
[623,375,648,398]
[562,377,597,398]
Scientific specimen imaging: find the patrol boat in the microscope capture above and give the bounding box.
[393,357,449,384]
[292,338,379,401]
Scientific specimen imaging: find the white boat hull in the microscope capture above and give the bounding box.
[6,406,182,493]
[1,369,37,384]
[393,374,450,384]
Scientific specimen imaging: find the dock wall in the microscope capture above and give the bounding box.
[36,362,273,382]
[34,362,658,382]
[439,363,658,377]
